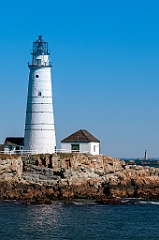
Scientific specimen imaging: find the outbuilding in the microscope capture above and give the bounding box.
[61,129,100,155]
[4,137,24,154]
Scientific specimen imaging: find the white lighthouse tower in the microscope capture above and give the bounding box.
[24,36,56,153]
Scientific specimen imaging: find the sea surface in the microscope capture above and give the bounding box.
[1,200,159,240]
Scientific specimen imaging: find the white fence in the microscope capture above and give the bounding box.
[0,149,89,155]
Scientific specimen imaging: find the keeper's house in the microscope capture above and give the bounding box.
[4,137,24,154]
[61,129,100,155]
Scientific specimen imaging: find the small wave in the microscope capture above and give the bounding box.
[138,200,159,205]
[73,202,85,205]
[72,200,97,205]
[149,201,159,205]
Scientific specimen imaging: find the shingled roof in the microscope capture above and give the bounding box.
[4,137,24,146]
[61,129,100,143]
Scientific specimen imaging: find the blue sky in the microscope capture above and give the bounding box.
[0,0,159,158]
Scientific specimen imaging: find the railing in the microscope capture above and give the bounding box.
[0,149,89,155]
[28,62,52,67]
[56,149,89,154]
[0,150,39,155]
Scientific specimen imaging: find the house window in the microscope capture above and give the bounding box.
[9,146,14,150]
[93,145,96,152]
[38,92,42,96]
[71,144,80,152]
[36,75,39,78]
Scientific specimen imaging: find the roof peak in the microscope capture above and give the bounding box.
[34,35,46,43]
[61,129,100,143]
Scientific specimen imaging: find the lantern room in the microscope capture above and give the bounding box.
[32,35,49,55]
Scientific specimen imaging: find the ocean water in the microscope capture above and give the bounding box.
[0,200,159,240]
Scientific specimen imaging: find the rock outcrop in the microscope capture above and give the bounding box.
[0,156,23,181]
[1,153,159,202]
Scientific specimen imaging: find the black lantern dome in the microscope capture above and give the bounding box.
[32,36,49,55]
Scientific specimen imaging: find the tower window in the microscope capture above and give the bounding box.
[36,75,39,78]
[38,92,42,96]
[37,59,41,65]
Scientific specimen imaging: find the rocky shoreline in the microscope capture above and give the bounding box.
[1,153,159,204]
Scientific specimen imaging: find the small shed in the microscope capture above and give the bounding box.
[4,137,24,154]
[61,129,100,155]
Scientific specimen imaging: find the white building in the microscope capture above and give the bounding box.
[61,129,100,155]
[3,137,24,154]
[24,36,56,153]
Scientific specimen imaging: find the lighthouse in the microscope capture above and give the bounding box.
[24,36,56,153]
